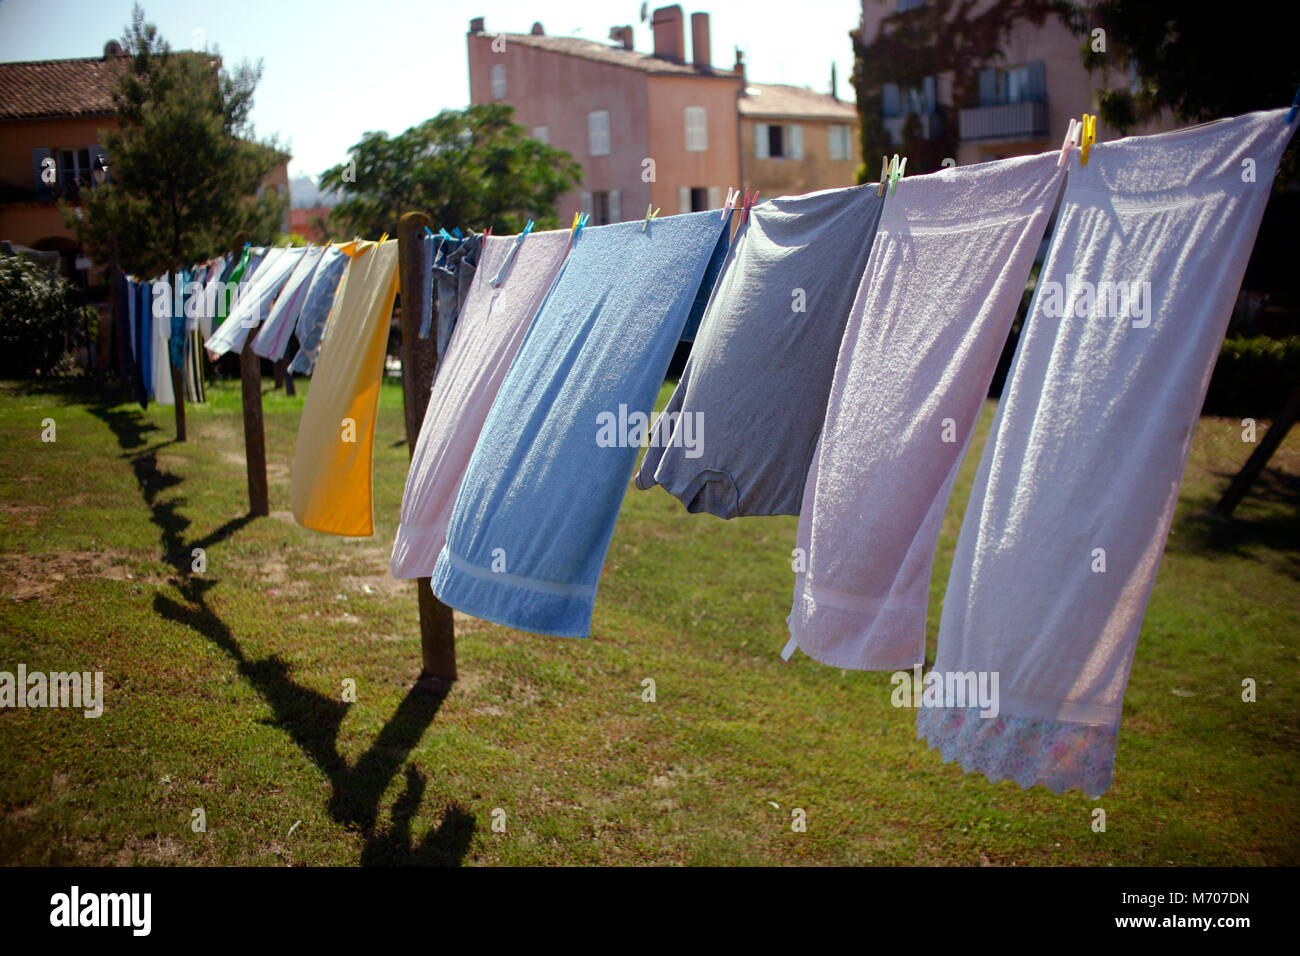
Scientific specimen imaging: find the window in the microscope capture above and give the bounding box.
[978,60,1045,106]
[689,187,708,212]
[685,106,708,151]
[532,125,549,145]
[767,124,785,158]
[1000,66,1030,103]
[587,110,610,156]
[828,125,852,161]
[896,0,924,10]
[58,148,91,188]
[591,189,621,224]
[490,64,506,99]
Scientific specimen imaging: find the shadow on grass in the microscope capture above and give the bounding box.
[1176,464,1300,582]
[87,399,472,865]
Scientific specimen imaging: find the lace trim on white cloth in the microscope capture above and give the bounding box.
[915,705,1118,798]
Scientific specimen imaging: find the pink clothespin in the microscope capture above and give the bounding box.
[720,187,737,221]
[1057,118,1081,168]
[742,189,760,224]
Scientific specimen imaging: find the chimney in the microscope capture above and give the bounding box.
[609,25,634,50]
[830,62,838,100]
[733,47,745,83]
[469,16,485,33]
[690,12,710,70]
[651,5,685,62]
[530,21,545,35]
[103,39,124,58]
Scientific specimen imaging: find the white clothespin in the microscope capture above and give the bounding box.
[1057,117,1081,168]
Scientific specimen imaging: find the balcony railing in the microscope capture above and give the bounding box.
[959,99,1048,142]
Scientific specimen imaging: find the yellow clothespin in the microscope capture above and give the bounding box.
[570,212,582,236]
[377,232,389,244]
[1079,113,1097,166]
[642,203,660,232]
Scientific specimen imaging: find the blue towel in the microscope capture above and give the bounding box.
[431,211,730,637]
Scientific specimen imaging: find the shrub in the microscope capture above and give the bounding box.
[0,254,89,378]
[1203,336,1300,417]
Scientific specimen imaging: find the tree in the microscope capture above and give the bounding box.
[69,5,285,439]
[1077,2,1297,142]
[0,255,92,378]
[321,104,583,239]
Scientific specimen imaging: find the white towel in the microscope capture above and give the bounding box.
[788,151,1065,671]
[920,109,1297,798]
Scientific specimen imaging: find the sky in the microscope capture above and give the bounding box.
[0,0,863,181]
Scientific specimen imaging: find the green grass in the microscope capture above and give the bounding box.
[0,374,1297,865]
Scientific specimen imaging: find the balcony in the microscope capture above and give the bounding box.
[959,99,1048,142]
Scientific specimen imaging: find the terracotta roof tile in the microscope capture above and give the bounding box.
[739,83,859,120]
[0,55,132,120]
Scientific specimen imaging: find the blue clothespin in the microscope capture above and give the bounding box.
[1288,84,1299,123]
[438,228,453,241]
[424,226,434,238]
[453,227,463,239]
[522,219,535,236]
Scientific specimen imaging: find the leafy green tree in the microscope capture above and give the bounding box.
[0,255,93,378]
[72,5,285,279]
[321,104,583,239]
[1078,2,1296,134]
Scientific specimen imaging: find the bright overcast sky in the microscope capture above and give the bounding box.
[0,0,862,180]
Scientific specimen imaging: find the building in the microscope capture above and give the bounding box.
[740,81,861,199]
[290,206,332,243]
[860,0,1176,169]
[0,42,291,282]
[466,6,861,224]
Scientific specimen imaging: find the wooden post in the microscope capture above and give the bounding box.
[1213,384,1300,518]
[397,211,457,692]
[233,232,269,517]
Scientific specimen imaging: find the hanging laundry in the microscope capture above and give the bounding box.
[150,276,175,406]
[430,232,483,360]
[391,228,573,579]
[134,279,152,404]
[289,242,353,375]
[430,211,731,638]
[417,231,436,341]
[204,246,302,356]
[253,244,326,360]
[919,108,1297,798]
[636,184,885,517]
[788,150,1066,672]
[290,239,400,536]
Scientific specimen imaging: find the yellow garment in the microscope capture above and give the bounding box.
[290,239,400,536]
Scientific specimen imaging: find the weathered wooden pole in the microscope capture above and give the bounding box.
[233,232,269,517]
[1213,385,1300,518]
[397,211,456,693]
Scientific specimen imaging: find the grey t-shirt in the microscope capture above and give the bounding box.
[635,183,885,517]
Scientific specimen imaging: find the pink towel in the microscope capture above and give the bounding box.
[919,109,1297,797]
[390,229,570,579]
[787,151,1065,670]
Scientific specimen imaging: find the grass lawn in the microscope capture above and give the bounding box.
[0,373,1296,865]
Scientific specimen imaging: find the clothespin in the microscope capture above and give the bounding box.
[424,226,434,238]
[522,219,535,236]
[453,227,463,239]
[878,155,893,197]
[570,212,582,236]
[720,187,736,221]
[1057,117,1081,168]
[377,232,389,244]
[438,228,453,241]
[642,203,661,231]
[484,226,492,238]
[888,156,906,196]
[1288,84,1300,123]
[1079,113,1097,166]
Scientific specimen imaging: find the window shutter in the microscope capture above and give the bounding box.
[881,83,900,117]
[978,67,997,105]
[685,106,708,151]
[588,111,610,156]
[754,122,769,159]
[608,189,621,222]
[922,76,937,113]
[678,187,691,214]
[532,126,549,144]
[581,192,593,215]
[789,124,804,160]
[1026,59,1046,100]
[31,147,53,198]
[491,64,506,99]
[707,186,721,209]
